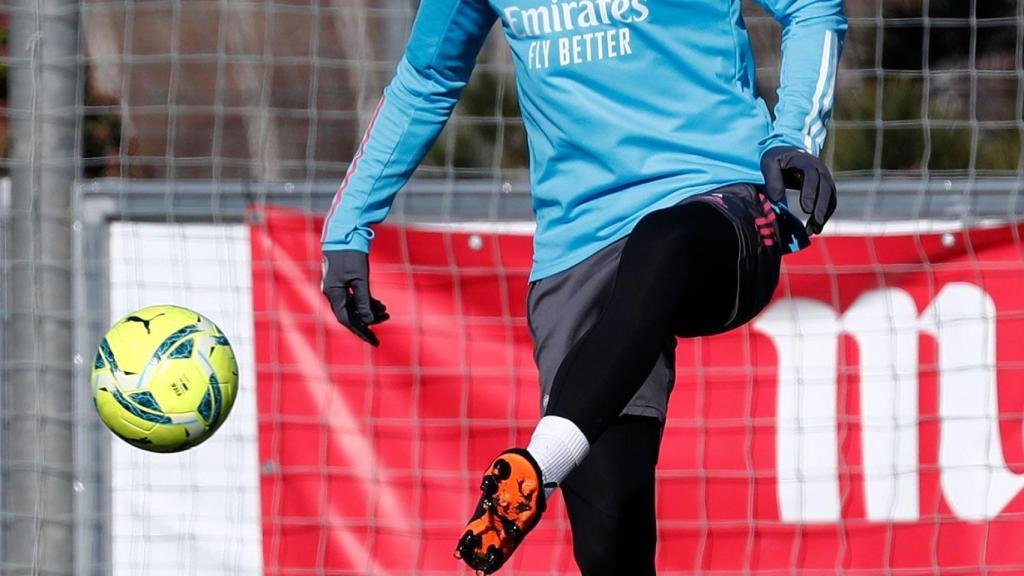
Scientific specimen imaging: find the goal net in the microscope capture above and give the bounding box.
[2,0,1024,575]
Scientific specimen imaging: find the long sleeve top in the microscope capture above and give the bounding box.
[322,0,847,281]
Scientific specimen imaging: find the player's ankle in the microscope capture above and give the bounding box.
[527,416,590,496]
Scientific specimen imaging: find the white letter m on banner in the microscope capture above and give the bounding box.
[755,283,1024,524]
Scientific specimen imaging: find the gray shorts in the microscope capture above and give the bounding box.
[527,236,678,422]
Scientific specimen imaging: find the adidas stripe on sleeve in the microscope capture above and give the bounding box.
[756,0,847,157]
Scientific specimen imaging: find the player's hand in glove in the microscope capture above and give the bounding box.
[760,146,838,236]
[322,250,390,347]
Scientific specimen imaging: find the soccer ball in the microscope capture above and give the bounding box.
[91,305,239,453]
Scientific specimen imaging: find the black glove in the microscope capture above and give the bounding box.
[322,250,390,347]
[761,146,838,236]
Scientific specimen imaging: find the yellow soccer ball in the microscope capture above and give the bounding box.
[91,305,239,453]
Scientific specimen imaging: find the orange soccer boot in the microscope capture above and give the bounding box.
[454,449,549,575]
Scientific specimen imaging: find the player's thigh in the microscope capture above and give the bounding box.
[528,239,677,421]
[620,198,744,337]
[664,184,782,337]
[561,415,661,576]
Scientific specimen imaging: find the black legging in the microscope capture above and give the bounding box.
[562,414,662,576]
[546,199,766,443]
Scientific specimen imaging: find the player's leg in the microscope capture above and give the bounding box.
[561,415,662,576]
[527,240,673,575]
[456,184,784,574]
[534,239,673,575]
[455,236,675,574]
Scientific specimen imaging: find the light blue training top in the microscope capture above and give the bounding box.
[322,0,847,281]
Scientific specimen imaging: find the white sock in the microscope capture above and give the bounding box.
[526,416,590,498]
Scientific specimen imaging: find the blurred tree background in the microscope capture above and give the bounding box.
[429,0,1024,179]
[825,0,1022,176]
[0,0,1021,181]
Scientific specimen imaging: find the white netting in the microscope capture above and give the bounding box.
[1,1,1023,575]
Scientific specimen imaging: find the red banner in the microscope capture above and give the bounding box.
[252,206,1024,575]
